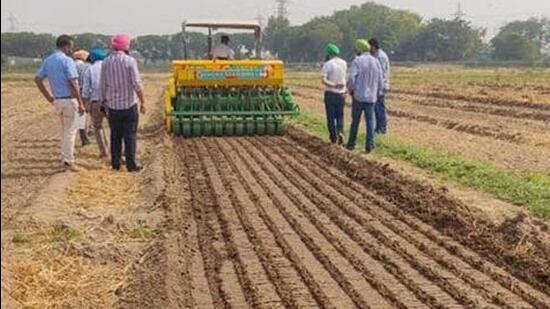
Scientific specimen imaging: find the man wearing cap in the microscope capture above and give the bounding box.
[321,43,347,144]
[83,49,109,158]
[369,38,390,134]
[73,49,92,146]
[101,34,145,172]
[35,35,86,171]
[346,39,384,153]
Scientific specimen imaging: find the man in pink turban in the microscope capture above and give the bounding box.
[100,34,145,172]
[111,34,131,52]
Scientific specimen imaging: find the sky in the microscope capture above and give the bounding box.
[1,0,549,39]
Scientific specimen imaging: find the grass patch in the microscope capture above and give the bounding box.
[291,110,550,219]
[48,222,82,243]
[12,232,30,244]
[128,219,155,241]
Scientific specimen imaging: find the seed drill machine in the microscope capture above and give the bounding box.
[164,20,299,136]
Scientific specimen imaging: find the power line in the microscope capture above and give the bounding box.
[452,2,466,20]
[275,0,289,19]
[256,11,265,27]
[7,12,18,31]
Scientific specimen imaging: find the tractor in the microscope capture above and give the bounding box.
[164,20,299,136]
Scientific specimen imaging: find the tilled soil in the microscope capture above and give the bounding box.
[120,127,550,308]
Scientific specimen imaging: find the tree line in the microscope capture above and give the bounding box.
[1,2,549,64]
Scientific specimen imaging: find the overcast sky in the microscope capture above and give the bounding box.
[2,0,549,38]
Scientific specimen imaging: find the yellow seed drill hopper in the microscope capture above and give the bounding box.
[164,20,299,136]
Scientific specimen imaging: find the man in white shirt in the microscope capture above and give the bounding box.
[212,35,235,60]
[321,43,347,144]
[369,38,390,134]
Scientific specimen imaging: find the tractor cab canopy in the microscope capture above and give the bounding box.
[182,20,262,59]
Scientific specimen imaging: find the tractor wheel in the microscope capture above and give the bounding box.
[214,119,224,136]
[181,118,192,137]
[202,120,213,136]
[191,119,202,137]
[256,120,266,135]
[235,118,244,136]
[246,118,255,135]
[266,118,276,135]
[224,118,235,136]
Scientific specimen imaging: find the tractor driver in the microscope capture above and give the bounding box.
[212,35,235,60]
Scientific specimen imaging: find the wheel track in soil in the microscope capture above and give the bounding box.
[170,134,549,309]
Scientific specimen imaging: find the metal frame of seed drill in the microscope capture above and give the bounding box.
[164,20,299,136]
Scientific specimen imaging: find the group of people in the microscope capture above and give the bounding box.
[34,34,146,172]
[321,38,390,153]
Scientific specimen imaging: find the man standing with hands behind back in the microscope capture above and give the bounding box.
[35,34,86,171]
[321,43,347,145]
[101,34,146,172]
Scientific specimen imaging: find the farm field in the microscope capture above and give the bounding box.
[1,67,549,308]
[287,66,550,219]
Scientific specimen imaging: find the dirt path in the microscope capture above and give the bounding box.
[1,74,166,308]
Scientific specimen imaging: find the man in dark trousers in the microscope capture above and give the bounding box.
[369,38,391,134]
[346,39,384,153]
[321,43,347,144]
[100,34,146,172]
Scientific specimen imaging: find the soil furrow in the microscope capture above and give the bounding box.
[392,89,550,112]
[263,137,534,309]
[199,138,297,308]
[217,138,373,308]
[180,139,239,308]
[194,139,271,308]
[198,141,338,309]
[205,138,321,308]
[244,137,483,308]
[275,134,550,308]
[387,109,523,144]
[280,130,550,307]
[394,93,550,123]
[233,138,457,309]
[166,146,213,308]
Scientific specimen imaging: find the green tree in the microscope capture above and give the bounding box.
[396,18,485,61]
[132,35,172,62]
[72,33,111,50]
[264,15,291,57]
[0,32,55,58]
[492,32,540,61]
[491,18,550,60]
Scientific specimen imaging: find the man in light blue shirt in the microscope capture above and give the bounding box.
[35,35,86,170]
[369,38,390,134]
[346,39,384,153]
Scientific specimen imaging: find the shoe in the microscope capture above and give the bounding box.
[337,134,344,145]
[64,161,79,172]
[365,148,373,154]
[128,166,143,173]
[79,130,91,146]
[345,145,355,151]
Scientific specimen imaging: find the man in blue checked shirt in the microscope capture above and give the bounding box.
[346,39,384,153]
[35,35,86,171]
